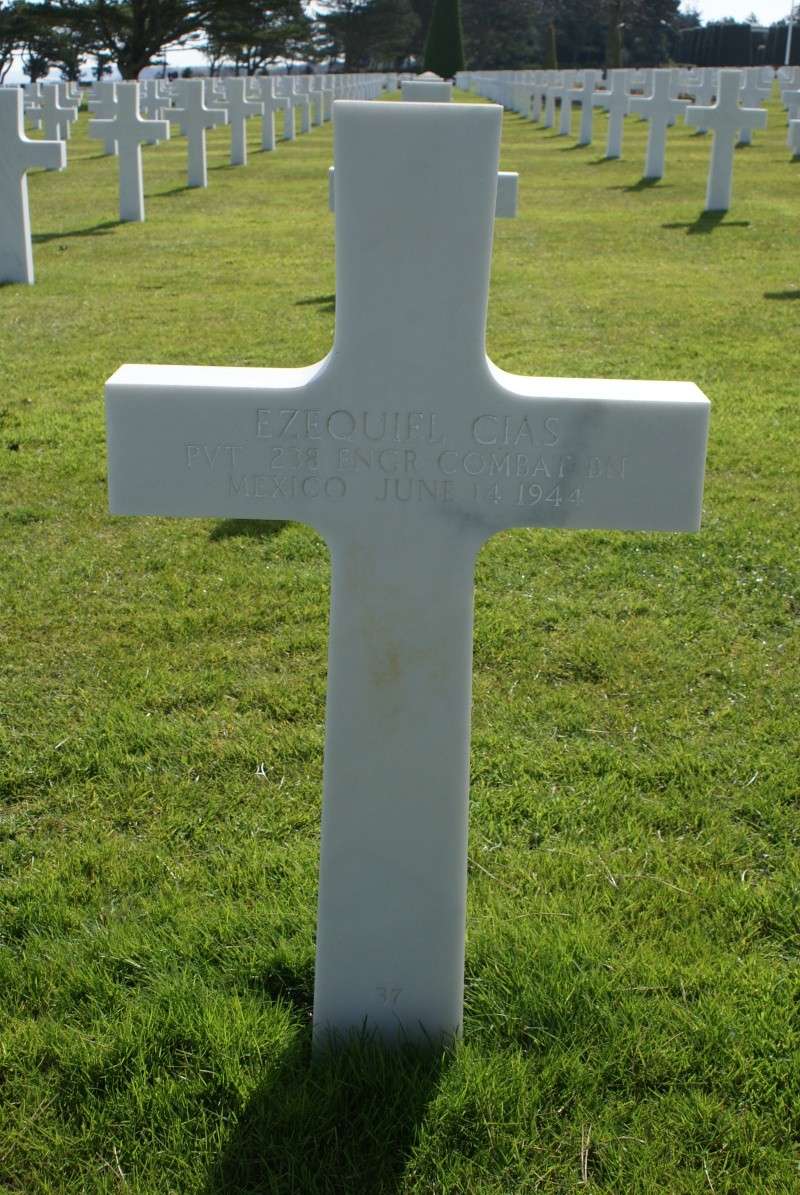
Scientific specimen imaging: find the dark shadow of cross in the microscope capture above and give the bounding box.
[204,1037,449,1195]
[105,100,709,1053]
[662,213,750,235]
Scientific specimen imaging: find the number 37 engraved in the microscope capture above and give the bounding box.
[376,985,403,1006]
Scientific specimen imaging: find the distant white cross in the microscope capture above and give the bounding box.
[685,69,766,211]
[593,69,630,159]
[105,100,709,1048]
[39,83,71,146]
[629,69,688,180]
[223,78,262,166]
[0,87,65,284]
[169,78,227,188]
[737,71,770,145]
[281,83,311,140]
[530,73,551,122]
[569,69,599,146]
[249,77,290,152]
[88,81,118,155]
[558,70,578,135]
[88,82,169,222]
[543,74,562,128]
[684,69,717,134]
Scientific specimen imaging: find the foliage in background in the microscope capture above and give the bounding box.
[422,0,464,77]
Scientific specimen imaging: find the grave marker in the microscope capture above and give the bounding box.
[250,77,290,152]
[0,87,65,284]
[629,69,688,180]
[685,69,766,211]
[105,101,710,1047]
[223,77,262,166]
[737,71,770,144]
[39,83,71,148]
[169,79,227,188]
[593,69,630,159]
[88,82,169,222]
[569,69,599,146]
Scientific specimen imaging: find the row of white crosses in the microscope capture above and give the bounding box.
[0,72,389,284]
[467,67,774,211]
[105,91,710,1049]
[84,75,387,216]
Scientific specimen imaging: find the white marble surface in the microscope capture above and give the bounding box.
[401,80,452,102]
[0,87,65,283]
[106,100,710,1048]
[89,82,169,222]
[629,69,688,180]
[593,70,630,159]
[170,79,226,187]
[223,77,261,166]
[685,69,766,211]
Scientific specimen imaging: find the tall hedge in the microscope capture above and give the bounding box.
[423,0,465,78]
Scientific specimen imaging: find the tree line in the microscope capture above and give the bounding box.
[0,0,791,84]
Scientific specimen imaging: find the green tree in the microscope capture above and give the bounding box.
[0,1,30,81]
[47,0,213,79]
[318,0,418,71]
[544,19,557,67]
[423,0,464,77]
[22,1,87,80]
[461,0,539,70]
[204,0,310,74]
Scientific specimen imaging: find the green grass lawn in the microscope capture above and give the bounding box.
[1,88,798,1193]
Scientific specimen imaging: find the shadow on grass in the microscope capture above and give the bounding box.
[210,519,288,542]
[296,293,336,313]
[32,219,121,244]
[618,176,663,192]
[155,183,195,198]
[662,212,750,235]
[586,155,620,166]
[205,1035,450,1195]
[764,289,800,300]
[558,142,590,151]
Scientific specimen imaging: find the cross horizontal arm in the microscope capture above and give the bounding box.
[106,361,708,537]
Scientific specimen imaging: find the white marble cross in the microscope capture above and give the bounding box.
[569,69,599,146]
[684,69,717,134]
[593,69,630,159]
[56,84,79,139]
[543,74,562,128]
[530,73,551,122]
[39,83,72,146]
[685,69,766,211]
[89,82,169,222]
[781,86,800,147]
[282,83,311,139]
[558,70,577,135]
[223,78,262,166]
[737,70,771,145]
[88,81,118,154]
[249,77,290,152]
[629,69,688,180]
[169,79,227,187]
[0,87,65,284]
[105,101,709,1048]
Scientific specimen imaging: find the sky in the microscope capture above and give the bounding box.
[685,0,795,20]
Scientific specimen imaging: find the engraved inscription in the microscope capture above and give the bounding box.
[376,985,403,1006]
[184,407,636,509]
